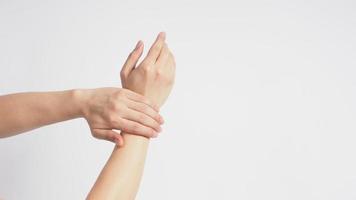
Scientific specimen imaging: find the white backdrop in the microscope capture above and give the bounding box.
[1,0,356,199]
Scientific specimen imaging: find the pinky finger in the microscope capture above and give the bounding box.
[119,118,158,138]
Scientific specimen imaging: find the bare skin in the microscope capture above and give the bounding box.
[87,32,175,200]
[0,87,164,146]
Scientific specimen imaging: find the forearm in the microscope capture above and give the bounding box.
[0,90,83,137]
[87,134,149,200]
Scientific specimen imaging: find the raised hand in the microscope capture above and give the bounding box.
[120,32,176,107]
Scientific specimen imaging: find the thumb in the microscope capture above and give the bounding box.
[92,129,124,147]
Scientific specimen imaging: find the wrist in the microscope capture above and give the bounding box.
[71,89,92,118]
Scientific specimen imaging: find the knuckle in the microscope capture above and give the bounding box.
[110,102,119,111]
[141,64,152,73]
[155,71,172,83]
[114,90,125,99]
[109,100,121,112]
[155,69,164,77]
[120,70,127,78]
[91,131,99,138]
[108,115,119,125]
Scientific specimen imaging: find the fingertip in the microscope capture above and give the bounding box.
[138,41,144,51]
[115,135,124,147]
[151,130,159,138]
[156,125,162,133]
[118,139,124,147]
[114,138,120,146]
[132,41,144,56]
[159,32,166,39]
[155,32,166,43]
[134,40,141,50]
[154,104,160,112]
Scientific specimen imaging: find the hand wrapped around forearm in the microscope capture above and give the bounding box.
[77,87,163,146]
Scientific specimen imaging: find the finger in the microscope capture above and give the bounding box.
[126,99,163,124]
[142,32,166,64]
[121,40,144,79]
[156,43,169,66]
[123,89,160,111]
[112,130,124,147]
[121,107,162,132]
[117,118,158,138]
[92,129,124,146]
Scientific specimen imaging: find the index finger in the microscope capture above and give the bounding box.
[123,89,159,111]
[143,32,166,64]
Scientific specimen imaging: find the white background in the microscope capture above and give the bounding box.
[1,0,356,199]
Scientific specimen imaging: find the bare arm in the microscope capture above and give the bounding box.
[87,135,150,199]
[87,32,175,199]
[0,88,163,145]
[0,90,82,137]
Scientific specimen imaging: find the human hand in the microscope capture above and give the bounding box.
[120,32,176,107]
[76,88,164,146]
